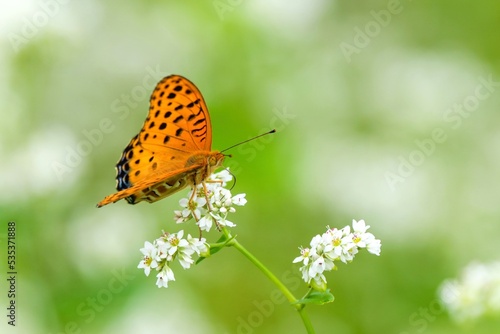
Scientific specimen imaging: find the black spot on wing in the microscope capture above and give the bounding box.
[192,125,207,138]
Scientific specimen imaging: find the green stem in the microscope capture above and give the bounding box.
[221,228,315,334]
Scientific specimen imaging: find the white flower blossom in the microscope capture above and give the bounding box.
[176,196,206,222]
[138,230,209,288]
[294,219,381,289]
[186,234,209,257]
[366,237,381,256]
[171,169,246,232]
[293,247,311,265]
[439,261,500,323]
[137,241,159,276]
[232,194,247,206]
[156,265,175,288]
[198,214,214,232]
[352,219,369,234]
[174,209,190,224]
[139,170,245,288]
[208,169,232,185]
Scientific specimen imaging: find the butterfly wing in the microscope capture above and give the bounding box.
[97,164,202,208]
[98,75,213,207]
[139,74,212,153]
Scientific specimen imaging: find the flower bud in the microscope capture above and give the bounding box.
[310,277,328,292]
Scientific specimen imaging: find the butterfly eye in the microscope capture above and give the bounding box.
[217,154,225,166]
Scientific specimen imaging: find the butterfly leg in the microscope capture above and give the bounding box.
[187,187,202,220]
[202,181,227,232]
[202,180,224,210]
[186,189,205,239]
[201,181,213,212]
[188,185,197,204]
[186,184,211,215]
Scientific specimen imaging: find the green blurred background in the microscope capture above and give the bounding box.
[1,1,500,333]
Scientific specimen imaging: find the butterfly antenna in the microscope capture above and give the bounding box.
[221,129,276,153]
[228,168,237,190]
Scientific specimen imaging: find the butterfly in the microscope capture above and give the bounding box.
[97,75,225,208]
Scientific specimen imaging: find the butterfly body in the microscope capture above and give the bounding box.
[97,75,224,208]
[122,150,224,205]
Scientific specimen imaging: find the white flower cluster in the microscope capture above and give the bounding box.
[138,170,247,288]
[137,230,209,288]
[174,169,247,231]
[293,219,381,290]
[439,261,500,323]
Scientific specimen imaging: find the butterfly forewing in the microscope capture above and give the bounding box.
[141,75,212,152]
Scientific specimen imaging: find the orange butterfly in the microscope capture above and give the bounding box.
[97,75,225,208]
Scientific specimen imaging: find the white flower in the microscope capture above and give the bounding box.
[352,219,369,234]
[366,237,381,256]
[198,214,214,232]
[299,266,310,283]
[350,220,381,256]
[177,196,206,222]
[310,235,324,253]
[171,170,245,232]
[140,170,246,288]
[177,248,195,269]
[186,234,209,257]
[139,230,213,288]
[174,210,190,224]
[156,265,175,288]
[339,246,357,263]
[208,168,232,185]
[232,194,247,206]
[212,188,232,206]
[293,247,311,265]
[214,214,236,228]
[309,256,334,277]
[137,241,159,276]
[439,261,500,323]
[294,219,381,288]
[156,230,185,260]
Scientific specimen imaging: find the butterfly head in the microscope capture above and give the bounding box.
[184,151,226,184]
[208,151,226,172]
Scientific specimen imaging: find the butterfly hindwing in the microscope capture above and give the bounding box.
[115,134,187,192]
[97,165,202,207]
